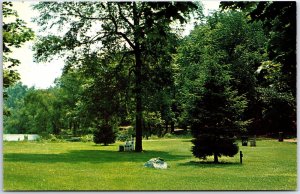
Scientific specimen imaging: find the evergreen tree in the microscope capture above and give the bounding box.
[93,124,116,146]
[190,62,248,163]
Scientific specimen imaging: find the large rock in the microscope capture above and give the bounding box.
[144,157,168,169]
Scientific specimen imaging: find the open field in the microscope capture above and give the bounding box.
[3,138,297,191]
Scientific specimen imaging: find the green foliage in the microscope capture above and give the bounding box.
[22,90,58,134]
[257,86,296,134]
[116,127,135,142]
[189,63,248,162]
[222,2,296,95]
[48,134,63,142]
[175,11,254,162]
[54,71,87,135]
[4,85,63,135]
[192,135,238,159]
[33,1,201,151]
[220,2,296,135]
[176,10,290,138]
[143,111,166,137]
[4,83,33,134]
[3,2,34,89]
[80,134,94,143]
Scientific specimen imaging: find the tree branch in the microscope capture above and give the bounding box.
[63,4,110,21]
[117,4,134,30]
[108,3,135,50]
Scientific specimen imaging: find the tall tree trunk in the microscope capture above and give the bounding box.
[214,153,219,163]
[165,121,169,134]
[134,52,143,152]
[133,2,143,152]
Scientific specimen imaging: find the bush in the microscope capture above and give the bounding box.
[80,134,93,142]
[191,135,239,160]
[37,134,65,142]
[163,133,173,138]
[93,124,116,145]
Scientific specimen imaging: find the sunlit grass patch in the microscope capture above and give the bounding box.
[3,138,297,190]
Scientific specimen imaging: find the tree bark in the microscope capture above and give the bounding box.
[134,52,143,152]
[133,2,143,152]
[165,121,169,133]
[214,153,219,163]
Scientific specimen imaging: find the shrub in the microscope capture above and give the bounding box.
[49,134,63,142]
[80,134,93,142]
[163,133,173,138]
[147,135,159,140]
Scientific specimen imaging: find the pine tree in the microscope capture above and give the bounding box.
[190,63,248,163]
[93,124,116,146]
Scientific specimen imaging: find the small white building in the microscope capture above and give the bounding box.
[3,134,40,141]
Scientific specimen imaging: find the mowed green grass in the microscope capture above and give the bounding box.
[3,138,297,191]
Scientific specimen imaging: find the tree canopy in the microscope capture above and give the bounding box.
[32,2,201,151]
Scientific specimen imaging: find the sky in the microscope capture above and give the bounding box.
[8,1,220,89]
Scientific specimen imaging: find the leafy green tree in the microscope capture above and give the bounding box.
[220,2,296,135]
[4,88,62,135]
[3,82,33,133]
[255,61,296,134]
[141,32,180,136]
[176,11,267,135]
[220,2,296,96]
[54,70,87,135]
[22,90,58,134]
[4,82,28,112]
[33,2,200,151]
[3,2,34,89]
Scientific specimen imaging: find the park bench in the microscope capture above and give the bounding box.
[124,140,134,151]
[119,138,135,152]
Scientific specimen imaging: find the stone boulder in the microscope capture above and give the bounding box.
[144,157,168,169]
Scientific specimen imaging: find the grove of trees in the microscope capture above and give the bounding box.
[4,2,296,162]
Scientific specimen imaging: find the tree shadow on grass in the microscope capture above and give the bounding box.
[4,149,188,164]
[181,140,192,143]
[179,160,241,168]
[92,144,115,147]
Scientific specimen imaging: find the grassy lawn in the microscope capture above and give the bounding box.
[3,138,297,191]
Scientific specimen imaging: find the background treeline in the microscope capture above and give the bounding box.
[4,2,296,141]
